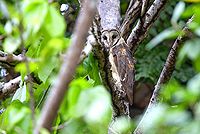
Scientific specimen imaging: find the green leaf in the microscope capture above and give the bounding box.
[178,38,200,65]
[53,115,61,134]
[111,117,134,134]
[3,36,20,53]
[40,128,50,134]
[187,74,200,95]
[15,62,39,79]
[146,28,177,50]
[35,82,50,109]
[44,6,66,37]
[171,2,185,24]
[75,86,112,125]
[38,38,69,82]
[0,101,31,131]
[83,53,102,85]
[60,78,93,120]
[184,0,200,3]
[41,38,67,57]
[23,0,48,34]
[62,84,112,134]
[4,21,13,34]
[12,82,27,102]
[38,57,57,83]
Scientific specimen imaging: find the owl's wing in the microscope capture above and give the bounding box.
[112,40,135,105]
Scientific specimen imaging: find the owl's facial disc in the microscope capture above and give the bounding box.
[101,29,120,48]
[109,30,120,47]
[101,31,110,48]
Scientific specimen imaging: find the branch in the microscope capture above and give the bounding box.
[141,0,150,16]
[0,35,5,40]
[0,76,29,99]
[120,0,142,40]
[127,0,168,53]
[34,0,97,133]
[0,51,35,63]
[0,76,21,98]
[134,16,194,134]
[98,0,121,30]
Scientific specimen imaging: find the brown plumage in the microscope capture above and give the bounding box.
[101,29,135,106]
[111,38,135,105]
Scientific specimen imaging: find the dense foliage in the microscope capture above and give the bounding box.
[0,0,199,134]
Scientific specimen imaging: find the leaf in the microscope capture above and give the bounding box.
[146,28,177,50]
[15,62,38,80]
[38,57,57,83]
[0,101,31,131]
[3,36,21,53]
[135,44,168,82]
[23,0,48,34]
[41,38,67,57]
[178,38,200,65]
[187,74,200,95]
[83,53,102,85]
[62,85,112,134]
[75,86,112,125]
[171,1,185,24]
[60,78,93,120]
[4,21,12,34]
[12,82,27,102]
[111,117,134,134]
[53,115,61,134]
[40,128,50,134]
[184,0,200,2]
[44,6,66,37]
[38,38,69,82]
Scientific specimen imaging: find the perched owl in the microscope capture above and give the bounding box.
[101,29,135,111]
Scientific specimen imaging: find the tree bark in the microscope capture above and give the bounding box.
[34,0,97,133]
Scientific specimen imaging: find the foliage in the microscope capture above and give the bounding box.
[0,0,199,134]
[135,0,195,84]
[0,0,132,133]
[139,1,200,134]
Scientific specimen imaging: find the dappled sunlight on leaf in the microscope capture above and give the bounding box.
[110,116,134,134]
[12,82,27,102]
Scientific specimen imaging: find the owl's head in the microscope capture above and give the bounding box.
[101,29,120,49]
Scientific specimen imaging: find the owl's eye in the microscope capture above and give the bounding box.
[112,34,117,40]
[103,35,107,40]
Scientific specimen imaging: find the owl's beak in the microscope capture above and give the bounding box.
[108,40,113,47]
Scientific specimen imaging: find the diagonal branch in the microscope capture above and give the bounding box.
[0,76,24,99]
[120,0,142,40]
[34,0,97,133]
[127,0,168,53]
[0,75,35,100]
[134,16,194,134]
[0,51,35,63]
[141,0,150,17]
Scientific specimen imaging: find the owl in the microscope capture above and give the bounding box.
[101,29,135,113]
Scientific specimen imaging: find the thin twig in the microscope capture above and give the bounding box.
[0,51,36,63]
[0,76,28,99]
[134,16,194,134]
[127,0,168,53]
[120,0,142,40]
[0,46,90,99]
[51,120,72,131]
[141,0,150,17]
[18,19,35,126]
[36,86,50,109]
[34,0,97,133]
